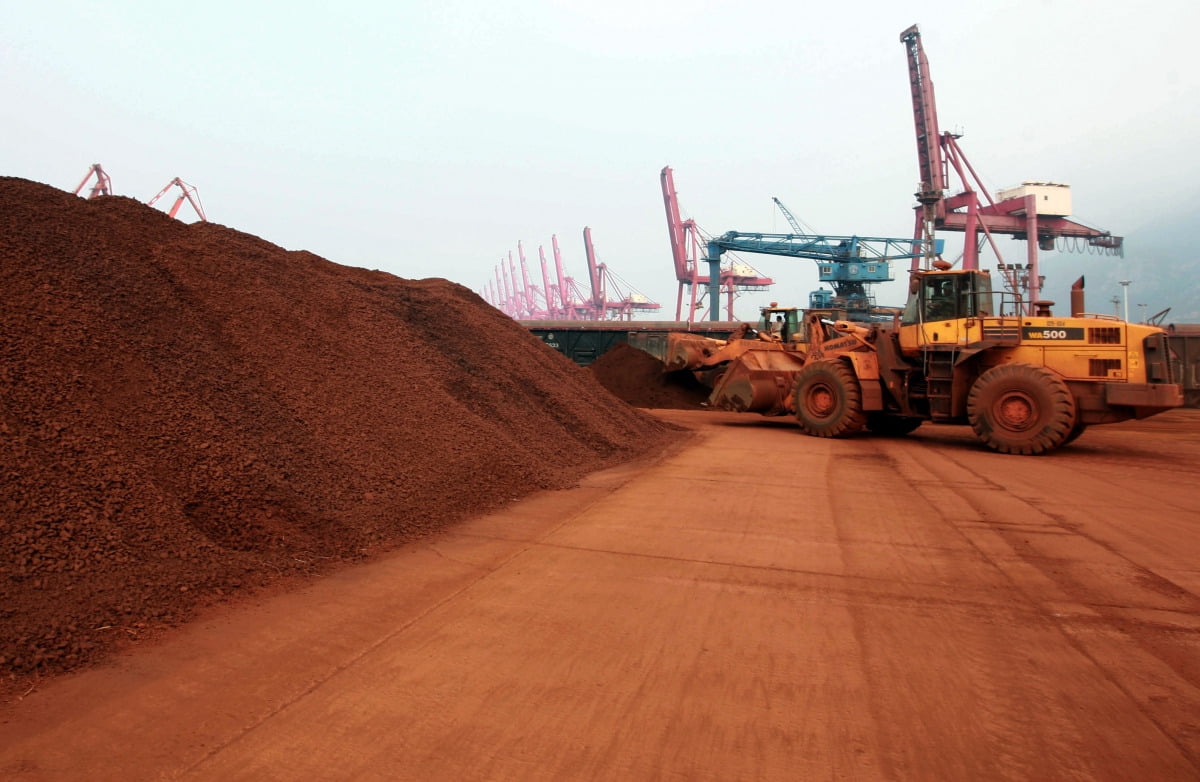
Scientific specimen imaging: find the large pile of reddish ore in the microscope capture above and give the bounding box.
[0,177,679,691]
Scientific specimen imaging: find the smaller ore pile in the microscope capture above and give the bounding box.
[589,342,710,409]
[0,177,679,692]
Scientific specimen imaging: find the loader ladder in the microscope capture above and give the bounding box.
[924,349,957,421]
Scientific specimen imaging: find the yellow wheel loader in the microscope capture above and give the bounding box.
[663,268,1182,454]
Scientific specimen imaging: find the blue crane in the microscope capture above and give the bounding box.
[702,231,942,316]
[771,197,816,235]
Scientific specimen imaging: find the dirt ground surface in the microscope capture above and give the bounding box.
[2,408,1198,781]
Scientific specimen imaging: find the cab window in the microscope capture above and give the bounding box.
[902,272,994,325]
[924,278,958,321]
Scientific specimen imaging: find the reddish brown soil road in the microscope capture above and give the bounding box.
[3,410,1199,781]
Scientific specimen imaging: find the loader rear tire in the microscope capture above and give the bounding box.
[793,360,866,438]
[967,364,1077,455]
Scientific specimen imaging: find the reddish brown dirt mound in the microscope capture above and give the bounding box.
[0,177,679,691]
[589,342,711,409]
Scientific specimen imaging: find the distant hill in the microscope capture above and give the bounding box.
[1040,193,1200,324]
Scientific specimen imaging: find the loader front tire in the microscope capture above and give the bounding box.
[967,363,1077,455]
[792,360,866,438]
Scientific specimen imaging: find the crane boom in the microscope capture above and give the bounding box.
[660,167,693,283]
[507,251,524,318]
[582,226,605,311]
[706,231,936,311]
[771,197,810,235]
[502,254,516,316]
[900,25,946,208]
[517,242,537,316]
[551,235,572,315]
[538,246,558,318]
[73,163,112,199]
[147,177,207,222]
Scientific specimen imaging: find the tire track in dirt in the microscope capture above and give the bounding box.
[886,436,1200,774]
[825,441,1094,780]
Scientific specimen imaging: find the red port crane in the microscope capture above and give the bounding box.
[538,245,564,319]
[583,227,662,321]
[491,267,504,311]
[147,177,207,222]
[900,24,1121,313]
[73,163,113,199]
[501,255,517,315]
[506,251,525,318]
[492,243,573,319]
[513,242,547,319]
[491,233,661,321]
[490,231,660,321]
[551,234,593,320]
[516,241,553,319]
[661,166,773,322]
[582,226,606,315]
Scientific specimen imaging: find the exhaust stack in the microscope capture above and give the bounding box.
[1070,276,1085,317]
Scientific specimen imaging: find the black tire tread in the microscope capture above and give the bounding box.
[792,360,867,438]
[967,363,1077,455]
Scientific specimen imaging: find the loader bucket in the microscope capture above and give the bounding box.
[707,350,808,414]
[663,332,726,372]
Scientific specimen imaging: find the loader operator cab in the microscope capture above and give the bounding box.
[756,306,800,343]
[902,269,994,326]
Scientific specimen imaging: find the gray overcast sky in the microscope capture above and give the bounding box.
[4,0,1197,320]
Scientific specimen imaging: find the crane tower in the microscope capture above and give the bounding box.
[900,24,1121,314]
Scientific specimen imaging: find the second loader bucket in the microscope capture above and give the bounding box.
[663,332,726,372]
[707,349,808,414]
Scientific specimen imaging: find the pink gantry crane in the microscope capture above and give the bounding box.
[491,248,552,318]
[147,177,207,222]
[73,164,113,199]
[490,266,503,311]
[582,227,661,321]
[582,226,606,317]
[490,232,660,321]
[506,251,525,318]
[900,24,1121,313]
[501,256,517,316]
[660,166,773,323]
[551,234,593,320]
[537,245,565,319]
[516,242,554,319]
